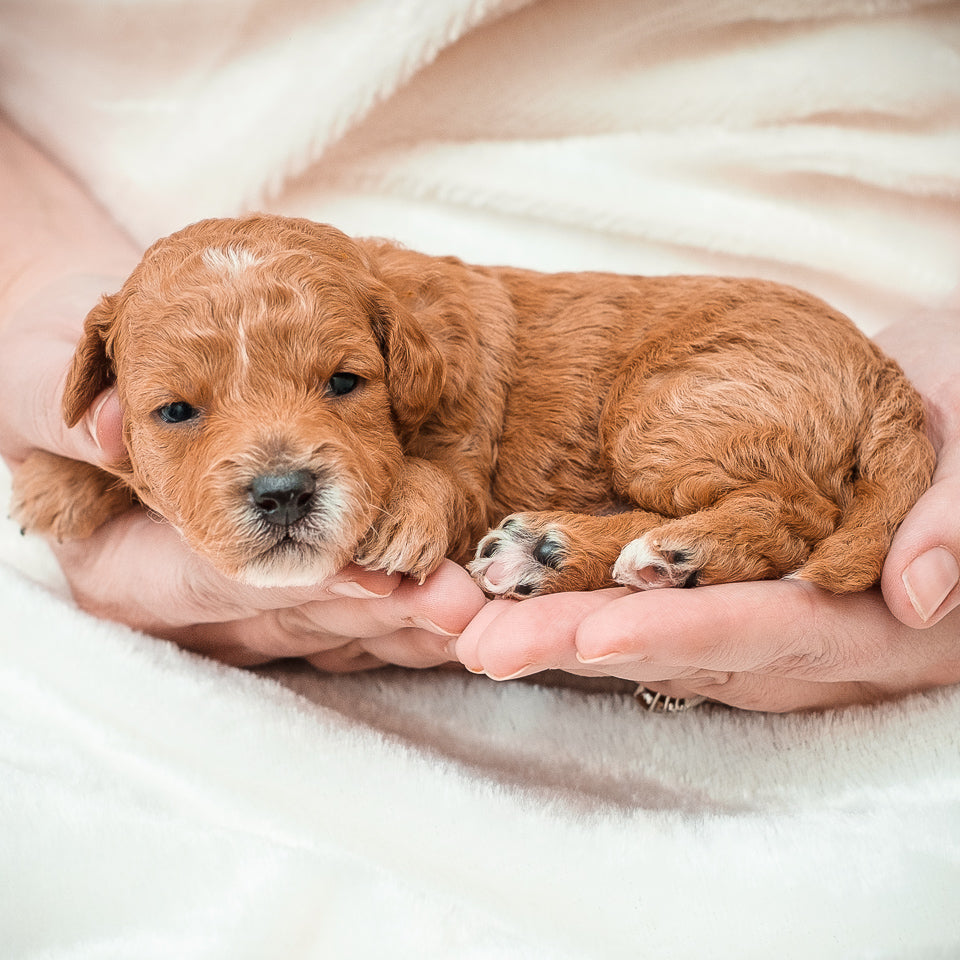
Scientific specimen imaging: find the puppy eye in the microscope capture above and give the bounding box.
[327,372,360,397]
[156,401,200,424]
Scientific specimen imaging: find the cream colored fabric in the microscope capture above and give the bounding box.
[2,1,959,956]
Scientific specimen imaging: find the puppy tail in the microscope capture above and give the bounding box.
[791,360,936,593]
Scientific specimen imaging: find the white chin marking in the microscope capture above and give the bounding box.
[237,545,342,588]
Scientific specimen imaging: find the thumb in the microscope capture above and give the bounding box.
[882,444,960,628]
[1,276,128,469]
[65,386,127,466]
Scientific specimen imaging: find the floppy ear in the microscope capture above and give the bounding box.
[367,284,446,441]
[62,294,119,427]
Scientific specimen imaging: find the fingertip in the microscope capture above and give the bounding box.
[887,545,960,627]
[418,558,486,601]
[451,597,515,673]
[86,387,125,463]
[392,560,487,631]
[459,590,617,679]
[883,478,960,627]
[574,590,650,664]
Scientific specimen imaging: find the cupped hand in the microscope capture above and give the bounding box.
[456,299,960,712]
[53,508,485,670]
[455,581,960,712]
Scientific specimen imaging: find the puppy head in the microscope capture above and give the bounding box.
[63,214,445,585]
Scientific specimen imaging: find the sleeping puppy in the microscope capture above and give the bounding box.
[11,214,935,599]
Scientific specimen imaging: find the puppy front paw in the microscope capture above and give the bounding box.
[468,514,570,598]
[10,451,135,541]
[357,512,451,583]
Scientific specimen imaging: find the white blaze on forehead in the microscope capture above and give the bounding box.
[200,245,263,374]
[202,245,263,278]
[236,312,251,373]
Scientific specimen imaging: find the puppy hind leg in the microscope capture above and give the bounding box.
[613,487,840,590]
[793,370,936,593]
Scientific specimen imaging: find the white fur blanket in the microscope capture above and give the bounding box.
[2,1,960,957]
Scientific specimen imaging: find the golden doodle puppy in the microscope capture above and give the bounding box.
[12,214,935,599]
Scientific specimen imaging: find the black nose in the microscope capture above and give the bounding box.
[250,470,316,526]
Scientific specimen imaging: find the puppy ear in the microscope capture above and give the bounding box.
[62,294,118,428]
[368,285,446,439]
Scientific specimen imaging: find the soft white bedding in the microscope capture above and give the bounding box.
[2,1,960,956]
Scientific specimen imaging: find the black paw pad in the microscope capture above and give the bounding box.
[532,536,565,570]
[479,539,498,559]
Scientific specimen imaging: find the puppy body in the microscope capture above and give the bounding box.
[12,215,935,597]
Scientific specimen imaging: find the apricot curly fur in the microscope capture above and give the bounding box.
[10,214,935,595]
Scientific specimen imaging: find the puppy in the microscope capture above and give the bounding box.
[12,214,935,599]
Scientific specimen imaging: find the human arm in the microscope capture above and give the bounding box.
[0,116,484,668]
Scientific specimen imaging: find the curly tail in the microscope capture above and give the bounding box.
[793,360,936,593]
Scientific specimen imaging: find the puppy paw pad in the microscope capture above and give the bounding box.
[613,535,701,590]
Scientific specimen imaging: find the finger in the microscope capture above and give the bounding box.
[882,443,960,628]
[174,547,401,625]
[0,277,129,467]
[386,560,487,636]
[182,610,459,670]
[455,589,626,679]
[49,385,126,467]
[180,561,483,666]
[348,628,461,669]
[277,561,485,651]
[454,598,519,673]
[85,387,126,463]
[574,578,958,684]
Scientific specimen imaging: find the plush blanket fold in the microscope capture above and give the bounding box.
[2,0,959,956]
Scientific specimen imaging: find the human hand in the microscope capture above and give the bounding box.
[455,298,960,712]
[54,510,484,670]
[455,581,960,712]
[877,307,960,629]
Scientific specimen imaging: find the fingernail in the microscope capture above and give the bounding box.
[327,580,393,599]
[902,547,960,623]
[576,650,628,665]
[410,617,457,638]
[485,666,536,681]
[86,391,112,453]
